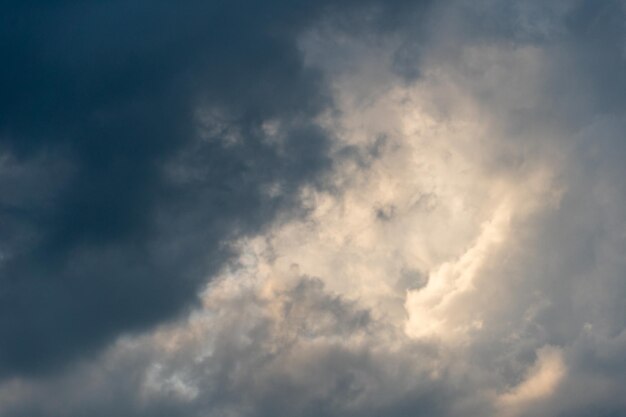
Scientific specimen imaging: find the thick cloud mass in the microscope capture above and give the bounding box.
[2,1,626,416]
[0,0,428,376]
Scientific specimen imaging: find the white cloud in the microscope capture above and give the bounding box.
[496,346,566,417]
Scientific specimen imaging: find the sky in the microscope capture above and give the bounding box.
[1,1,626,416]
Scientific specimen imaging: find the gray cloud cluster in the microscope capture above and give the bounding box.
[0,275,482,417]
[0,0,428,377]
[2,1,626,416]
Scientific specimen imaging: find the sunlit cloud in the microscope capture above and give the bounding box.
[2,2,626,417]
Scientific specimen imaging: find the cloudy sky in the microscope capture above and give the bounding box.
[2,1,626,416]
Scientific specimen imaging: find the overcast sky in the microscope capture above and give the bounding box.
[2,1,626,416]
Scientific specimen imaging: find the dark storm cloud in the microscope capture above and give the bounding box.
[0,276,473,417]
[0,0,429,377]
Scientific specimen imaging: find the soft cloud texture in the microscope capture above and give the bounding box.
[2,1,626,416]
[0,0,428,376]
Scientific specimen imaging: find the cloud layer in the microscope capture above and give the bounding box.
[0,0,429,376]
[2,1,626,416]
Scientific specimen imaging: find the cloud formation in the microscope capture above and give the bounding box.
[0,0,428,376]
[2,1,626,416]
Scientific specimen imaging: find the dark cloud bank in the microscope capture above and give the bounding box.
[0,0,428,377]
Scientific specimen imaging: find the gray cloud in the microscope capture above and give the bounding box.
[0,0,431,377]
[3,0,626,416]
[0,275,482,417]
